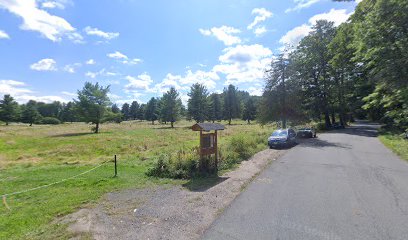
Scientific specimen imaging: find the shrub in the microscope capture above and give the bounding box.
[40,117,61,125]
[146,150,200,179]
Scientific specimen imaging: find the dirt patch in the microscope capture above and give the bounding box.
[61,149,286,240]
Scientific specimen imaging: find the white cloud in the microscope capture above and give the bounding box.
[247,8,272,30]
[0,79,66,103]
[61,91,76,97]
[125,73,153,92]
[213,44,272,85]
[279,9,352,47]
[285,0,322,13]
[63,63,81,73]
[199,26,241,46]
[248,86,263,96]
[0,0,83,43]
[85,59,95,65]
[107,51,128,60]
[84,26,119,40]
[40,0,71,9]
[85,68,117,79]
[309,9,352,26]
[279,24,311,47]
[0,29,10,39]
[122,58,142,65]
[107,51,142,65]
[30,58,57,71]
[154,74,185,94]
[254,26,267,37]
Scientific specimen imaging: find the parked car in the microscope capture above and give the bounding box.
[268,128,297,149]
[297,127,317,138]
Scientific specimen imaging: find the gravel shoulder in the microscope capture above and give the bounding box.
[61,148,287,240]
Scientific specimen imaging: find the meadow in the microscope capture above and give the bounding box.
[0,120,272,239]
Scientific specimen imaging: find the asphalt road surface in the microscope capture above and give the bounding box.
[203,122,408,240]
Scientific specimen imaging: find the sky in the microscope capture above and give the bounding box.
[0,0,359,105]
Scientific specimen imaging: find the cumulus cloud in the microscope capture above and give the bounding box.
[84,26,119,40]
[280,9,352,47]
[199,26,241,46]
[85,59,95,65]
[247,8,272,30]
[285,0,322,13]
[0,29,10,39]
[254,26,267,37]
[0,79,66,103]
[30,58,57,71]
[107,51,142,65]
[213,44,272,85]
[309,9,352,26]
[125,73,153,92]
[0,0,83,43]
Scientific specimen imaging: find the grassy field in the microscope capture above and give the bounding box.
[379,131,408,161]
[0,120,272,239]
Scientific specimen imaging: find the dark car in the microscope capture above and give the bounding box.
[297,127,317,138]
[268,128,297,149]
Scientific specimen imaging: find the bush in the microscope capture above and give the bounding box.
[40,117,61,125]
[146,150,200,179]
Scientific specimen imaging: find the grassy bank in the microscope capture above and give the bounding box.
[0,120,272,239]
[379,131,408,161]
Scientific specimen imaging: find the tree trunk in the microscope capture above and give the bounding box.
[247,119,250,124]
[324,111,331,129]
[151,120,154,125]
[282,118,287,129]
[95,122,99,133]
[228,118,231,125]
[29,122,33,126]
[171,121,174,128]
[6,122,9,126]
[331,111,336,124]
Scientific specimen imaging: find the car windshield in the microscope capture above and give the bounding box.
[271,131,287,137]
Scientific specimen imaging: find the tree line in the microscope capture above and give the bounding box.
[0,82,259,133]
[259,0,407,131]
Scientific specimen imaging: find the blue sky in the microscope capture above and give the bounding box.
[0,0,358,105]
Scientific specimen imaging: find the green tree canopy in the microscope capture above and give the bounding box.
[0,94,19,125]
[187,83,209,123]
[75,82,111,133]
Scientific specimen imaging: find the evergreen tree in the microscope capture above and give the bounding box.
[208,93,222,123]
[121,103,130,120]
[21,100,41,126]
[129,101,139,120]
[145,97,159,124]
[111,104,120,113]
[60,102,77,123]
[138,103,146,120]
[242,97,257,124]
[160,87,181,128]
[223,84,240,125]
[0,94,19,125]
[75,82,111,133]
[187,83,209,123]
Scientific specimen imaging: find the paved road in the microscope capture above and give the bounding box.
[203,122,408,240]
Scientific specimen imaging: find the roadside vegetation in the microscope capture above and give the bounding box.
[379,131,408,162]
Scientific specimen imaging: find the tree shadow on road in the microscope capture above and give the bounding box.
[298,138,352,149]
[183,176,229,192]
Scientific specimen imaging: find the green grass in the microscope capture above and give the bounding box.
[379,131,408,161]
[0,120,272,239]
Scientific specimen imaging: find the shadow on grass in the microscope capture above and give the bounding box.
[50,132,95,138]
[183,175,229,192]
